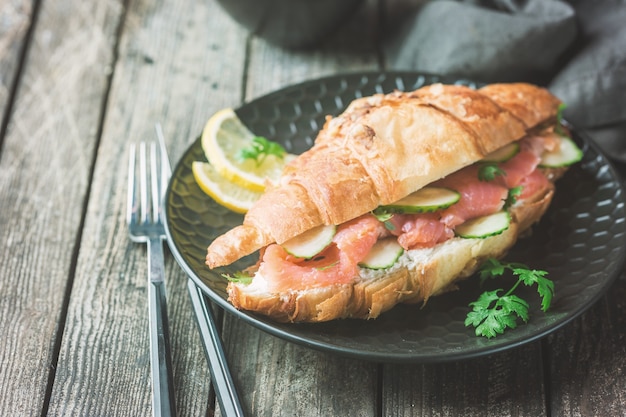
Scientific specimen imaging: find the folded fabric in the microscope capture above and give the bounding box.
[548,0,626,143]
[386,0,626,161]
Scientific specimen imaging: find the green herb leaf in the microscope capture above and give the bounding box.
[478,163,506,182]
[467,289,502,313]
[504,186,523,210]
[513,266,554,312]
[466,258,553,338]
[499,294,530,322]
[238,136,286,167]
[372,209,396,230]
[222,272,253,285]
[465,290,527,338]
[555,103,568,136]
[372,208,394,222]
[478,258,507,284]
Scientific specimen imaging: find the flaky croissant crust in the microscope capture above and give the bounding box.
[206,83,561,268]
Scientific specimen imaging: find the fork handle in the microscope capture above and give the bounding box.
[148,237,177,417]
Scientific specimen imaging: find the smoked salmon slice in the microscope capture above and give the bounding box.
[436,165,509,228]
[258,215,386,291]
[388,212,454,250]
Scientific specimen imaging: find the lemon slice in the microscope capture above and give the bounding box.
[192,161,262,214]
[201,108,292,192]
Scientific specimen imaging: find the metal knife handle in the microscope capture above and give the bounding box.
[187,279,244,417]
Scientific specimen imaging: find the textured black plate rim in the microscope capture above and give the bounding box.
[164,71,626,363]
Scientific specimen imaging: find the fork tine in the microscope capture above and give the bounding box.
[139,142,148,223]
[127,143,137,225]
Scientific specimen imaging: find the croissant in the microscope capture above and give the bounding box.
[206,83,560,269]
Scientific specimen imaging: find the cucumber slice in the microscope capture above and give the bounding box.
[358,237,404,270]
[539,136,583,167]
[482,142,520,163]
[455,211,511,239]
[281,224,336,259]
[378,187,460,214]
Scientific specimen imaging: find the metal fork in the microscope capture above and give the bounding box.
[127,125,176,417]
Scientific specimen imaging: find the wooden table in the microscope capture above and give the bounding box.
[2,1,625,415]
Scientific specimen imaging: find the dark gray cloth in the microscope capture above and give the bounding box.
[387,0,626,161]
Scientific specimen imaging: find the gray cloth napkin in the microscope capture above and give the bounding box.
[387,0,626,161]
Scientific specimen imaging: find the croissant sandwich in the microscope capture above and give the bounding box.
[205,82,581,323]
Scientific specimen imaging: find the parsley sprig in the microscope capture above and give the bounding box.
[371,208,396,231]
[222,271,253,285]
[465,258,554,338]
[238,136,286,167]
[503,186,523,209]
[478,163,506,182]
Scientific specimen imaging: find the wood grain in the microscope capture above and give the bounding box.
[382,344,547,416]
[223,316,379,417]
[0,0,32,126]
[45,0,248,415]
[547,273,626,417]
[0,0,121,414]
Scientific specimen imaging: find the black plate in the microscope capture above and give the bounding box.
[164,72,626,363]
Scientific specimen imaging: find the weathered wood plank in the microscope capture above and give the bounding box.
[0,0,122,415]
[547,273,626,417]
[217,1,383,416]
[382,344,547,416]
[45,0,248,415]
[0,0,32,122]
[223,318,380,417]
